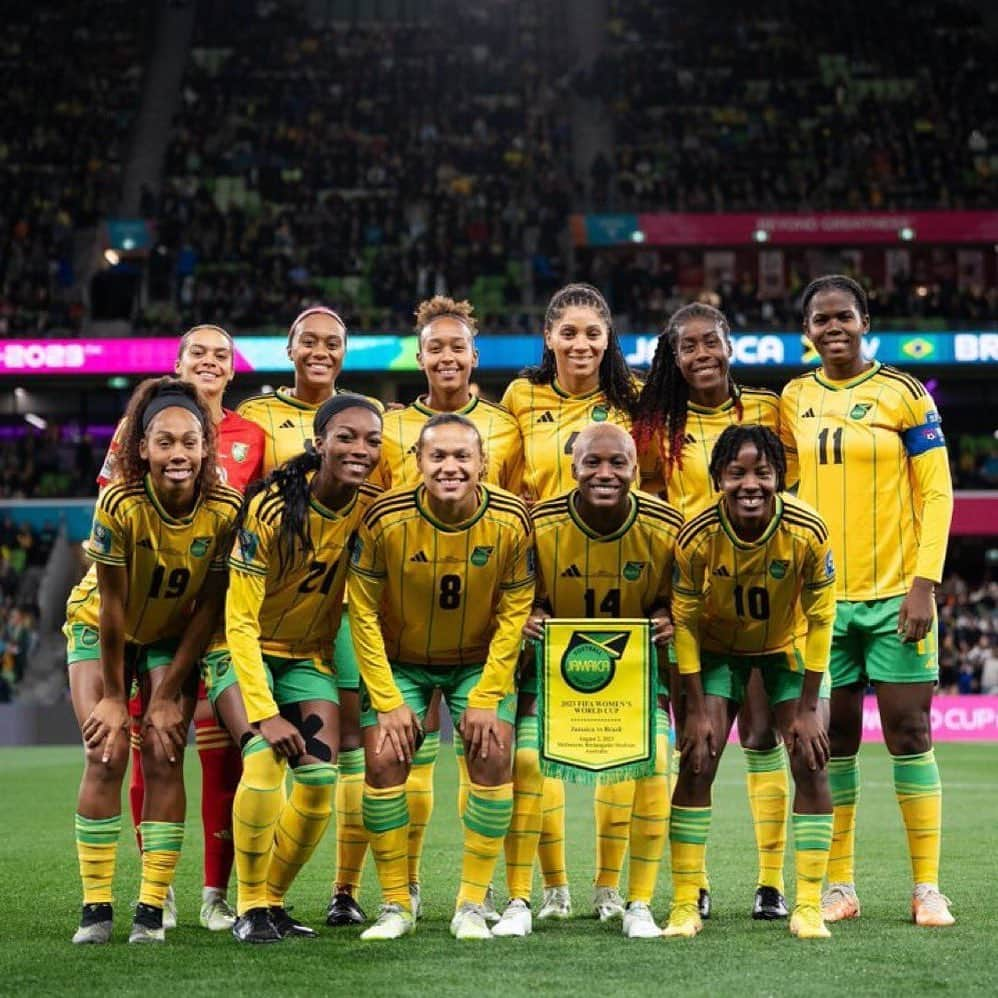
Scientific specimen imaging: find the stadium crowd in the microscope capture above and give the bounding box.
[938,573,998,694]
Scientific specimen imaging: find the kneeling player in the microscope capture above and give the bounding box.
[665,425,835,940]
[349,414,534,941]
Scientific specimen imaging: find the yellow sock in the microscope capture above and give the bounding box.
[670,805,711,906]
[539,777,567,888]
[138,821,184,908]
[75,813,121,905]
[827,755,859,884]
[458,782,513,909]
[405,731,439,885]
[505,716,543,899]
[267,763,337,906]
[628,725,670,905]
[792,812,833,908]
[233,735,285,915]
[744,745,789,892]
[363,783,411,910]
[594,780,634,889]
[893,750,942,885]
[454,739,470,818]
[334,747,367,893]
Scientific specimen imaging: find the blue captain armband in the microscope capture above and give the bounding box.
[902,421,946,456]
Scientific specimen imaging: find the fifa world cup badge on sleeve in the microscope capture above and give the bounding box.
[537,619,656,785]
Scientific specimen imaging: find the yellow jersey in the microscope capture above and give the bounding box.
[780,362,953,601]
[500,378,634,502]
[66,477,242,646]
[671,495,836,675]
[348,484,534,712]
[638,387,783,519]
[226,480,381,723]
[376,394,523,491]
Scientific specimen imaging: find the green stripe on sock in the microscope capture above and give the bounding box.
[139,821,184,852]
[656,707,671,732]
[669,805,712,845]
[464,793,513,838]
[453,738,465,759]
[362,791,408,833]
[828,755,860,807]
[744,745,786,773]
[293,762,338,787]
[242,734,271,758]
[413,730,440,767]
[338,747,365,776]
[74,813,122,845]
[892,750,941,797]
[515,716,538,751]
[792,812,833,852]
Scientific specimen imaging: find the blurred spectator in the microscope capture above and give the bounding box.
[937,573,998,693]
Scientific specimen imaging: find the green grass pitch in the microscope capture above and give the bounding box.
[0,743,994,997]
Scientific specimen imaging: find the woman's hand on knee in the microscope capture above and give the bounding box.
[82,696,130,764]
[259,714,307,759]
[374,705,422,764]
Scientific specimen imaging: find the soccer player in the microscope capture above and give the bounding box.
[501,282,640,921]
[632,303,791,921]
[780,275,955,927]
[664,425,836,941]
[348,413,534,941]
[98,324,265,932]
[237,306,382,929]
[214,394,383,943]
[67,378,242,944]
[373,295,522,920]
[492,423,681,939]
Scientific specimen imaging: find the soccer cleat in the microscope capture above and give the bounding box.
[912,884,955,927]
[482,883,501,925]
[537,885,572,920]
[199,889,236,931]
[232,907,282,944]
[326,891,367,926]
[752,885,789,920]
[821,882,861,922]
[662,902,703,938]
[450,903,492,941]
[72,903,113,944]
[270,906,318,938]
[409,882,423,920]
[360,903,416,941]
[491,898,532,937]
[592,886,626,922]
[128,902,165,944]
[698,888,712,920]
[790,905,831,939]
[163,886,177,930]
[622,902,660,939]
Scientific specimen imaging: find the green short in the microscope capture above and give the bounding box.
[829,595,938,688]
[359,663,517,729]
[700,648,831,705]
[64,622,178,674]
[333,611,360,691]
[202,649,339,707]
[519,639,670,698]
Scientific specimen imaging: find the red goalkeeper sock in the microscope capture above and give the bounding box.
[196,717,241,891]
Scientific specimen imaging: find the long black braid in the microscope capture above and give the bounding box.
[708,425,787,494]
[632,303,740,484]
[522,283,639,416]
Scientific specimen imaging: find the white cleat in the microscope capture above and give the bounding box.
[409,883,423,921]
[622,902,661,939]
[537,885,572,920]
[199,889,236,931]
[491,898,532,937]
[163,886,177,930]
[450,903,493,940]
[912,884,955,927]
[592,886,626,922]
[482,883,501,924]
[128,922,165,944]
[359,903,416,941]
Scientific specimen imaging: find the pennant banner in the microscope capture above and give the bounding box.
[537,618,655,784]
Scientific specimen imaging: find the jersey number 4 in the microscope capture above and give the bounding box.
[584,587,621,616]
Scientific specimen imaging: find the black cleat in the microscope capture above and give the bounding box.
[752,885,789,920]
[72,903,114,944]
[698,888,712,920]
[270,905,318,938]
[326,891,367,926]
[128,902,165,943]
[232,907,282,944]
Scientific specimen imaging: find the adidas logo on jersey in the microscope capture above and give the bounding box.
[802,408,816,418]
[536,411,555,423]
[279,419,296,429]
[712,565,730,577]
[409,551,429,563]
[137,538,154,550]
[561,564,582,577]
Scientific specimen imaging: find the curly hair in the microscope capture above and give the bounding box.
[708,424,787,494]
[801,274,869,321]
[631,303,740,485]
[521,283,638,416]
[116,377,218,494]
[414,296,478,336]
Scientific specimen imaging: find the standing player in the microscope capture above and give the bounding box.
[780,275,954,927]
[348,414,534,941]
[67,378,242,944]
[492,423,681,939]
[501,282,640,921]
[99,324,265,932]
[632,303,792,921]
[371,295,522,920]
[664,425,836,940]
[213,395,383,943]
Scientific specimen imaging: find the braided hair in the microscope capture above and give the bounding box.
[522,283,638,416]
[632,303,740,484]
[708,425,787,494]
[801,274,869,321]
